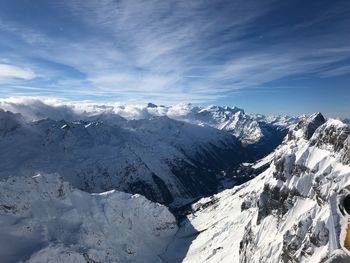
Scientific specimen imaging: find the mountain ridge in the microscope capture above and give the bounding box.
[165,113,350,262]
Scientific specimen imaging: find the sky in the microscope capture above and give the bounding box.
[0,0,349,117]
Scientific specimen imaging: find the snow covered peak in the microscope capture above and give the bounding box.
[147,102,158,108]
[0,99,300,146]
[310,119,350,165]
[200,105,244,115]
[289,112,326,140]
[0,173,177,263]
[258,114,300,128]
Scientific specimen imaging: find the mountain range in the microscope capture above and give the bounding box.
[0,100,349,262]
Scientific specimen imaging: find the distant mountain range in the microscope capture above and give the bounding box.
[1,100,349,262]
[0,102,299,206]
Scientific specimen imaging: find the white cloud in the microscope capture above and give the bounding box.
[0,0,349,103]
[0,64,35,81]
[0,96,80,121]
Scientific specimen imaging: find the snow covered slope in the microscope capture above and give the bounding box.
[165,113,350,262]
[0,173,177,263]
[0,109,245,206]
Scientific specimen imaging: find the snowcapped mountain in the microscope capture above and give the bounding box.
[111,103,299,161]
[112,102,298,146]
[0,99,298,146]
[0,173,177,263]
[3,100,343,263]
[0,99,299,207]
[165,113,350,262]
[169,104,264,144]
[0,108,245,206]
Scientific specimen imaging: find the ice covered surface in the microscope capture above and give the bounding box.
[0,174,177,263]
[165,115,350,262]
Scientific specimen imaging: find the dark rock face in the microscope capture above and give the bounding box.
[288,112,326,140]
[256,183,301,225]
[241,193,257,211]
[281,216,329,262]
[128,180,160,203]
[152,174,174,204]
[168,159,219,199]
[147,102,158,108]
[255,152,303,225]
[299,112,326,140]
[310,122,350,165]
[326,250,350,263]
[239,221,255,263]
[310,221,329,247]
[273,153,296,182]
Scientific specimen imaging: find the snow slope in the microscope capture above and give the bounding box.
[165,113,350,262]
[0,173,177,263]
[0,109,244,206]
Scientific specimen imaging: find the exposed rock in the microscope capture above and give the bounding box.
[289,112,326,140]
[310,120,350,165]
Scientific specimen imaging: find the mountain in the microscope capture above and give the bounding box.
[173,104,299,160]
[137,103,298,145]
[4,102,333,262]
[163,113,350,262]
[0,100,299,159]
[0,102,301,207]
[110,103,299,160]
[0,109,245,207]
[0,173,177,263]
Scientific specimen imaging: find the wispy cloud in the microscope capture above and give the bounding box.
[0,0,349,103]
[0,63,35,81]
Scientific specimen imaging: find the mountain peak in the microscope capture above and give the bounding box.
[147,102,158,108]
[309,112,325,123]
[290,112,326,140]
[310,118,350,165]
[0,109,25,136]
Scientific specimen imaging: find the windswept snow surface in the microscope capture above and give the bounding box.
[0,174,177,263]
[164,116,350,263]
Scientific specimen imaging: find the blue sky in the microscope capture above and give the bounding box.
[0,0,349,117]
